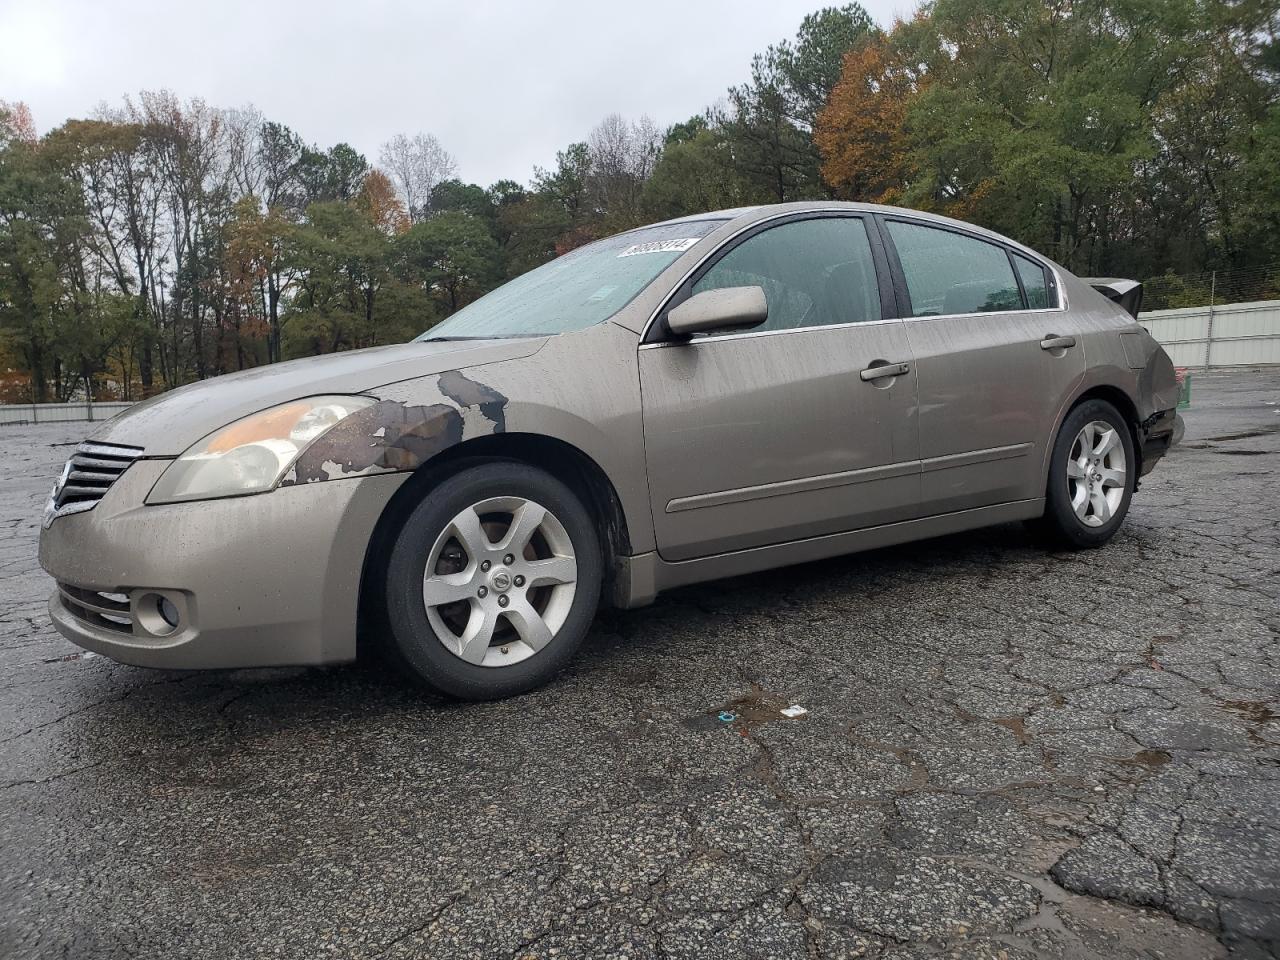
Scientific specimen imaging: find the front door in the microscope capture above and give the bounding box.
[639,214,920,562]
[878,217,1086,514]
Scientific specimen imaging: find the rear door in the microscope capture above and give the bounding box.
[639,213,920,561]
[878,216,1085,514]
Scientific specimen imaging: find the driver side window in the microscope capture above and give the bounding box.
[692,217,881,333]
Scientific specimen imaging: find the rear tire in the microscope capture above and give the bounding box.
[1037,399,1136,550]
[383,461,602,700]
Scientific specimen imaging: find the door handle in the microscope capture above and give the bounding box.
[1040,335,1076,350]
[860,361,910,382]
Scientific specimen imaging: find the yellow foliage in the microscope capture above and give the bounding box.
[814,35,917,203]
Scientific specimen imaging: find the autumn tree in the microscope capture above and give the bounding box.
[358,169,409,236]
[815,33,917,202]
[0,99,37,147]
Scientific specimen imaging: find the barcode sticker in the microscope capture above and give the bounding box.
[617,238,701,257]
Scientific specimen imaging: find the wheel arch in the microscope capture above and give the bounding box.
[357,432,633,643]
[1042,382,1144,497]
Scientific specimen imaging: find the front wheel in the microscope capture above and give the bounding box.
[383,461,602,699]
[1037,399,1136,550]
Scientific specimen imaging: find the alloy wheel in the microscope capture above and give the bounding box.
[1067,420,1127,527]
[422,496,578,667]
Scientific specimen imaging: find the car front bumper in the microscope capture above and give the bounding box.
[38,459,407,669]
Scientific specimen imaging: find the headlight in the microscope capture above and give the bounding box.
[147,395,376,504]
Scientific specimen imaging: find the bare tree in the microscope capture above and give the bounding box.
[587,113,661,224]
[224,105,264,198]
[378,132,457,223]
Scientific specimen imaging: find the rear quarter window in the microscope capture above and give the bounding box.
[886,221,1023,317]
[1012,252,1054,309]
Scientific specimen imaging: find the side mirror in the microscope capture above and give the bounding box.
[666,286,768,338]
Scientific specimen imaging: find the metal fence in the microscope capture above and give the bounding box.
[0,401,134,426]
[1139,298,1280,368]
[1144,262,1280,312]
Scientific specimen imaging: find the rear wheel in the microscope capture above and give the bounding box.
[1037,399,1135,550]
[384,461,602,699]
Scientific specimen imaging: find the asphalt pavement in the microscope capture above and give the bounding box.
[1,371,1277,959]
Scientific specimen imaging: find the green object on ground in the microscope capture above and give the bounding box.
[1176,370,1192,409]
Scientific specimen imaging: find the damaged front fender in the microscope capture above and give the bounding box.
[281,371,509,485]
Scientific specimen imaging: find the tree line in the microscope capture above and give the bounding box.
[2,0,1277,403]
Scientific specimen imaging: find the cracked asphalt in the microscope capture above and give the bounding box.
[2,370,1278,960]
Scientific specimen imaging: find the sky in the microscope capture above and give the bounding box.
[0,0,909,187]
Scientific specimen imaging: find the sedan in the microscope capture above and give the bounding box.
[38,202,1182,699]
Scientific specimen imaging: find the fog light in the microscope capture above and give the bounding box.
[135,592,183,637]
[159,596,180,629]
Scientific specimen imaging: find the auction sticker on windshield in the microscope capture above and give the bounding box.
[616,238,701,257]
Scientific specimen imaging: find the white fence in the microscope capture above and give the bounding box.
[0,401,134,426]
[1140,298,1280,368]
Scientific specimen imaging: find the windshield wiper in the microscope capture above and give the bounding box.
[418,333,551,343]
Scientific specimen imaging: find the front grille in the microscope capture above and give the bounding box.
[46,441,144,524]
[58,583,134,634]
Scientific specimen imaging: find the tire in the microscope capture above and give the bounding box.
[383,461,602,700]
[1036,398,1136,550]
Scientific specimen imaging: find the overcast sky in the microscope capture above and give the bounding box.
[1,0,910,187]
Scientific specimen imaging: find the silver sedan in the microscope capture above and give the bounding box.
[39,202,1181,699]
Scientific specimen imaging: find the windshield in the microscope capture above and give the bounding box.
[418,220,723,339]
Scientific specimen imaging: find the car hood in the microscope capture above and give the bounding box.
[88,338,546,456]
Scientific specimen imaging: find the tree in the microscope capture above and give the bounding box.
[772,4,878,129]
[815,33,917,202]
[495,194,570,276]
[358,169,410,236]
[585,114,661,229]
[643,128,758,219]
[0,100,37,147]
[44,118,162,386]
[284,200,397,354]
[722,57,820,202]
[379,132,457,223]
[0,116,115,402]
[718,4,877,202]
[430,179,494,221]
[397,212,500,315]
[298,142,368,204]
[532,142,592,220]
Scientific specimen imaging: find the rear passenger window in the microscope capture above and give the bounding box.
[886,221,1022,317]
[1013,252,1052,309]
[693,217,881,332]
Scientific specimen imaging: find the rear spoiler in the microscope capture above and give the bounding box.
[1083,278,1143,319]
